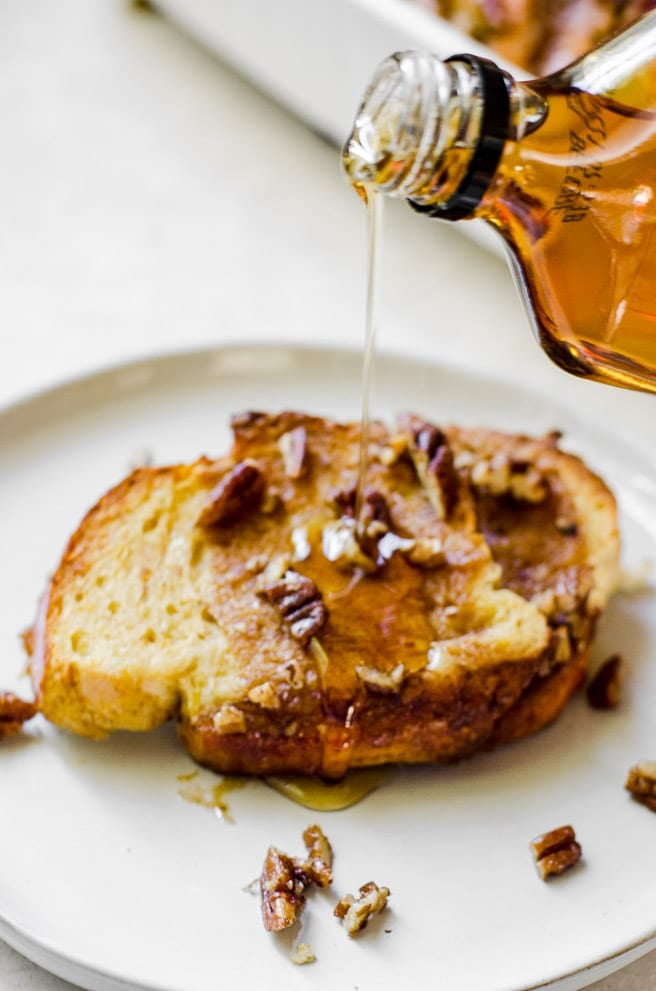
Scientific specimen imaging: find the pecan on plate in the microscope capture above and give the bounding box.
[625,761,656,812]
[260,825,334,933]
[334,881,390,936]
[196,460,265,527]
[260,846,307,932]
[299,824,333,888]
[587,654,622,710]
[0,693,38,739]
[530,825,582,880]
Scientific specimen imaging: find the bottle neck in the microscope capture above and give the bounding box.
[412,56,511,221]
[342,52,544,220]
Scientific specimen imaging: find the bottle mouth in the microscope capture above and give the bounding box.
[342,51,463,200]
[343,52,515,218]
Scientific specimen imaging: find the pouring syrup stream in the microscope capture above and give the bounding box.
[355,190,383,533]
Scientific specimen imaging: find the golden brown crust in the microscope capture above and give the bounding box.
[30,413,619,775]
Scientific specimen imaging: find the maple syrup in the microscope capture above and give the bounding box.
[177,771,245,821]
[264,768,386,810]
[355,191,383,530]
[343,13,656,393]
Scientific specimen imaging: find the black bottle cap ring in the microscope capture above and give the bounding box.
[411,54,511,221]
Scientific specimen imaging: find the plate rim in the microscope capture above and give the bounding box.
[2,907,655,991]
[2,338,655,478]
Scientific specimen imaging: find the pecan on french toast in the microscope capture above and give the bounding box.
[26,412,619,778]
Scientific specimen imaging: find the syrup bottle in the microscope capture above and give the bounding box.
[342,13,656,393]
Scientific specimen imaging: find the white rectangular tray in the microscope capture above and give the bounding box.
[156,0,522,147]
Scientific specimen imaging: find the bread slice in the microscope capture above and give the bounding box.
[28,412,619,778]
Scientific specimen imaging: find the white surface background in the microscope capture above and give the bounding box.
[0,1,654,988]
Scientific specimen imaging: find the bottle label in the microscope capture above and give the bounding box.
[550,93,607,223]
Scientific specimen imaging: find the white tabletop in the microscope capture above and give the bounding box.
[0,2,654,989]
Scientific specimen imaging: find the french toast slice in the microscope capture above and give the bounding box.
[28,412,619,778]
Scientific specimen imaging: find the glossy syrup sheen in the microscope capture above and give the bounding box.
[264,768,387,810]
[177,769,385,813]
[482,81,656,391]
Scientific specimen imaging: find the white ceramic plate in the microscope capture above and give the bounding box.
[1,344,656,991]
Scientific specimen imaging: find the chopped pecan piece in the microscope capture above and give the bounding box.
[0,693,38,739]
[587,654,622,710]
[260,846,307,932]
[331,486,357,516]
[260,826,335,934]
[334,881,390,936]
[413,421,447,460]
[358,490,393,567]
[212,704,247,735]
[322,518,377,574]
[377,533,446,570]
[278,426,308,479]
[359,489,392,532]
[530,825,582,880]
[197,460,265,527]
[377,532,417,562]
[290,525,311,562]
[330,486,391,529]
[399,414,457,519]
[551,625,572,664]
[327,487,393,571]
[287,602,326,646]
[377,434,407,466]
[261,569,328,646]
[247,681,281,710]
[356,663,405,694]
[404,537,446,568]
[470,453,548,503]
[429,444,457,512]
[300,824,333,888]
[625,760,656,812]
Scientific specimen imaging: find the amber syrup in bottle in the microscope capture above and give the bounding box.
[343,14,656,393]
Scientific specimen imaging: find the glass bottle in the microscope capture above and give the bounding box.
[342,13,656,393]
